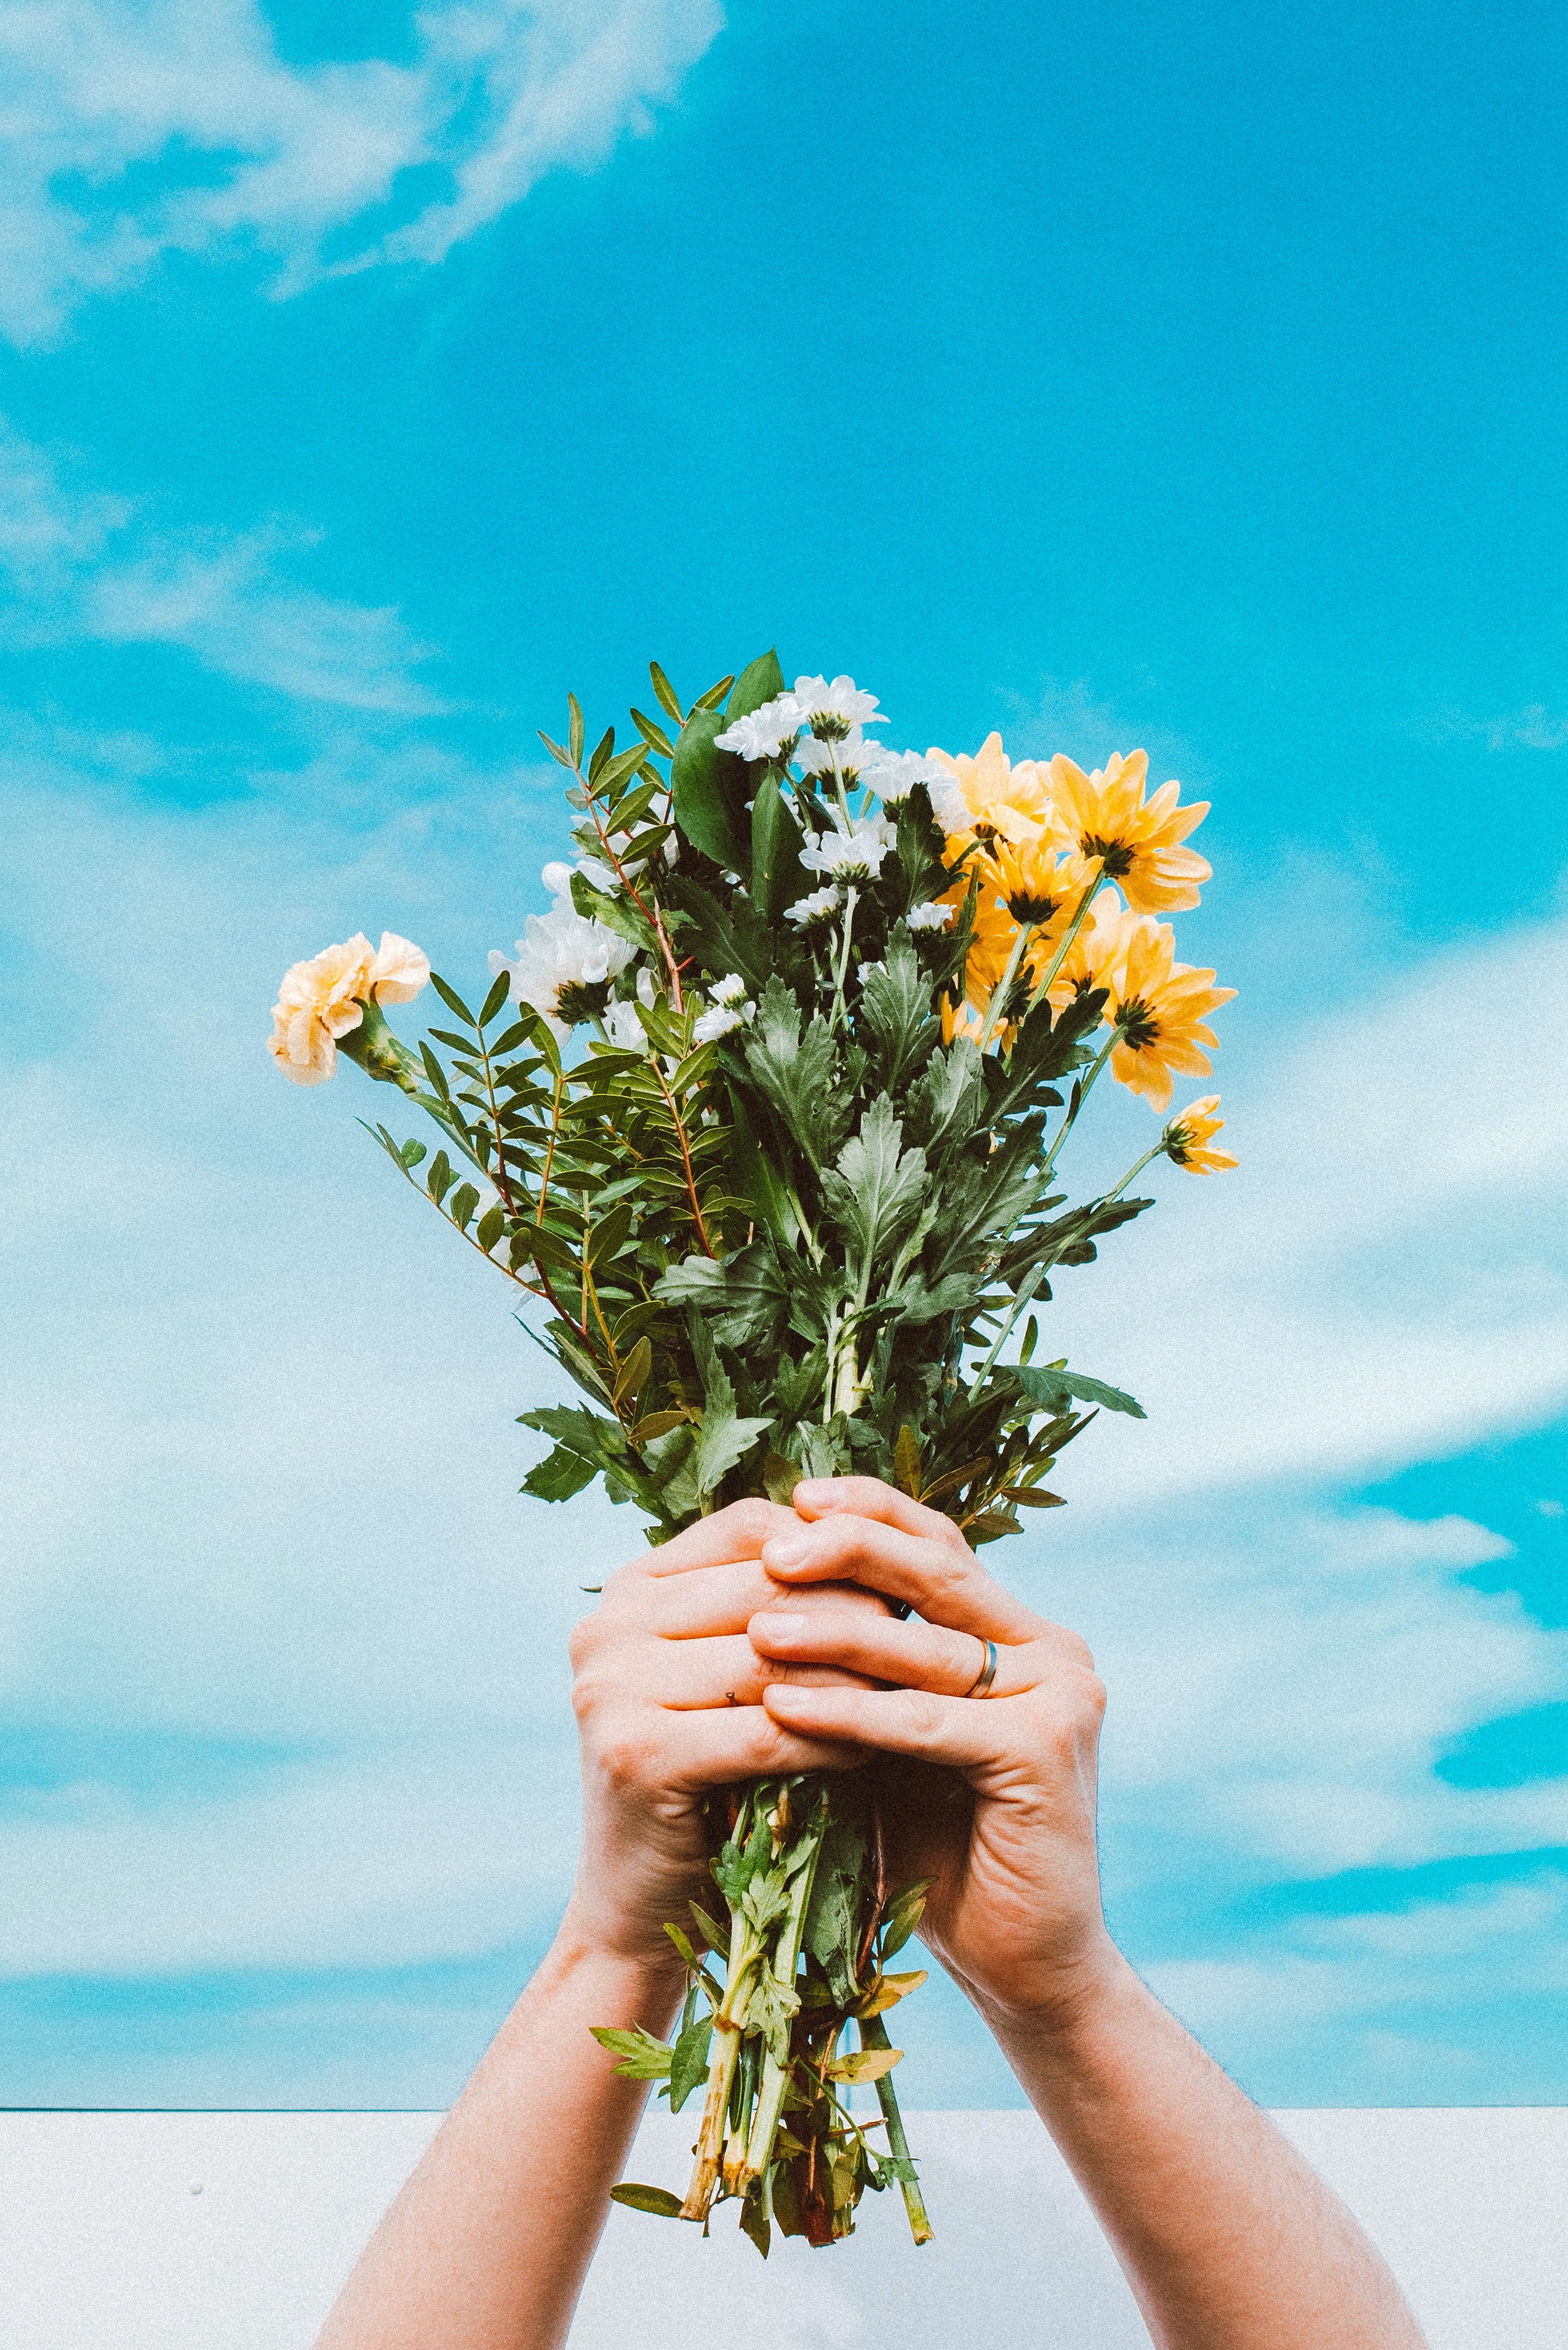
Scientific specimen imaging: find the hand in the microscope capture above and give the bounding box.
[559,1500,891,1974]
[749,1476,1116,2028]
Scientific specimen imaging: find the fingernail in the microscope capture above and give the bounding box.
[755,1612,807,1641]
[764,1535,808,1567]
[793,1480,832,1503]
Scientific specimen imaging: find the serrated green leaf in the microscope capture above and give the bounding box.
[667,2012,714,2113]
[520,1443,598,1503]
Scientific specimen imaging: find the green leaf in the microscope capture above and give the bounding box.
[663,873,774,995]
[826,2047,903,2084]
[399,1139,427,1169]
[671,707,748,873]
[568,693,584,768]
[427,1149,454,1206]
[568,874,660,956]
[820,1097,928,1273]
[667,2012,714,2113]
[880,1878,932,1961]
[1014,1365,1146,1419]
[630,705,676,759]
[805,1801,869,2007]
[590,2025,672,2079]
[742,976,847,1171]
[475,1203,506,1253]
[763,1449,802,1504]
[480,971,512,1028]
[608,2182,684,2217]
[894,1425,922,1497]
[448,1182,479,1232]
[859,928,939,1092]
[429,973,476,1025]
[653,1255,729,1308]
[1001,1483,1066,1508]
[740,2180,772,2259]
[749,772,804,927]
[649,661,684,726]
[613,1334,652,1407]
[688,1903,729,1963]
[725,647,787,723]
[520,1443,597,1503]
[692,1378,772,1499]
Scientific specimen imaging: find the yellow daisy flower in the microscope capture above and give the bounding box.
[1163,1095,1238,1174]
[938,873,1020,1013]
[927,731,1055,848]
[1040,885,1138,1011]
[984,838,1096,932]
[1103,916,1236,1112]
[1048,750,1211,913]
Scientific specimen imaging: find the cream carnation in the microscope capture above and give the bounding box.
[267,933,376,1087]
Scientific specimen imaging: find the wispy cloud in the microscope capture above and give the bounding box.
[1040,907,1568,1507]
[0,0,724,345]
[1,735,1565,2099]
[0,419,444,711]
[1419,703,1568,751]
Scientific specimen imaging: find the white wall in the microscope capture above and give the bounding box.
[2,2109,1562,2349]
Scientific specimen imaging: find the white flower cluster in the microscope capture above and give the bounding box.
[715,672,887,764]
[490,864,636,1041]
[799,813,895,884]
[691,972,756,1044]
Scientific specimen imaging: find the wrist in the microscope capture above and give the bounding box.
[549,1895,689,2008]
[960,1929,1136,2052]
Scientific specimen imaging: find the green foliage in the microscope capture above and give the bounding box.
[344,647,1172,1548]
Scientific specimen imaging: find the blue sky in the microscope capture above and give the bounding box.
[1,0,1565,2114]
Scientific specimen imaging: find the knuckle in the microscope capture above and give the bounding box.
[722,1496,780,1548]
[594,1723,648,1794]
[899,1688,947,1742]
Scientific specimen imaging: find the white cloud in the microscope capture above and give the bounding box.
[0,419,444,710]
[1421,703,1568,751]
[1,733,1565,2090]
[0,1738,578,1976]
[1039,908,1568,1508]
[0,0,725,344]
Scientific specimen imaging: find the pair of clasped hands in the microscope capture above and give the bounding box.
[561,1475,1114,2028]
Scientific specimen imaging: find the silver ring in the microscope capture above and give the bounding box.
[964,1637,998,1700]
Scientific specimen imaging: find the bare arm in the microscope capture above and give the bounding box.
[755,1478,1427,2350]
[314,1502,873,2350]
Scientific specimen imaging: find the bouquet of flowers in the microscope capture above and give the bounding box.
[267,650,1235,2254]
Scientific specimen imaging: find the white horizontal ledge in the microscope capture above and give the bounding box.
[2,2107,1564,2349]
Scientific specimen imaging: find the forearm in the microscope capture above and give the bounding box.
[979,1948,1427,2350]
[315,1932,682,2350]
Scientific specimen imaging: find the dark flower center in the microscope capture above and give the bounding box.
[1081,833,1134,879]
[557,979,611,1027]
[1117,994,1160,1051]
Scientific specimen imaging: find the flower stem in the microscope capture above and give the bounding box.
[1039,1023,1123,1184]
[740,1800,831,2194]
[974,918,1035,1054]
[1025,857,1113,1014]
[831,886,859,1033]
[859,2013,931,2245]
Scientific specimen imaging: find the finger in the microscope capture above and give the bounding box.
[749,1606,1036,1699]
[660,1700,866,1785]
[792,1476,969,1551]
[630,1562,885,1642]
[759,1512,1039,1641]
[644,1630,877,1710]
[640,1497,800,1577]
[761,1678,1013,1771]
